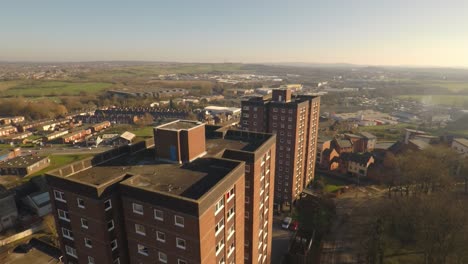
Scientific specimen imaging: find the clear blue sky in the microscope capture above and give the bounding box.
[2,0,468,67]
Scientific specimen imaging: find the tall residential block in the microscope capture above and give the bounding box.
[240,89,320,207]
[47,120,275,264]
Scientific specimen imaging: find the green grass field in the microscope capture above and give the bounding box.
[2,81,112,97]
[398,94,468,107]
[86,63,245,80]
[358,123,416,141]
[28,154,92,177]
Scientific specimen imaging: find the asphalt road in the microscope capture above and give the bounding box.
[271,215,293,264]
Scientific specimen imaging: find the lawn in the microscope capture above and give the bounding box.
[316,174,348,193]
[358,123,417,141]
[0,80,23,91]
[3,81,112,97]
[132,126,154,138]
[398,94,468,107]
[27,154,92,177]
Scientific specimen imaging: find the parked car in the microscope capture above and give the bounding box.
[289,220,299,231]
[13,243,32,253]
[282,217,292,229]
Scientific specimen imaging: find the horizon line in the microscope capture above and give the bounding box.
[0,59,467,70]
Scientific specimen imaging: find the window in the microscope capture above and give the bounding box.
[215,238,225,256]
[228,225,235,239]
[135,223,146,235]
[245,180,250,188]
[174,215,184,227]
[245,196,250,204]
[54,190,66,202]
[154,209,164,221]
[226,187,234,201]
[107,220,114,231]
[215,218,224,235]
[219,256,225,264]
[176,237,186,249]
[133,203,143,215]
[77,198,85,208]
[228,241,235,257]
[113,258,120,264]
[84,237,93,248]
[104,199,112,211]
[81,218,88,229]
[57,209,70,222]
[137,244,148,256]
[61,228,74,240]
[245,211,250,219]
[178,260,187,264]
[156,231,166,242]
[88,256,95,264]
[245,164,250,173]
[65,245,77,258]
[159,252,168,263]
[215,198,224,215]
[227,207,235,220]
[110,239,118,251]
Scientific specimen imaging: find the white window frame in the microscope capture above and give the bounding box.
[57,209,70,222]
[88,256,95,264]
[156,231,166,242]
[176,237,186,250]
[84,237,93,248]
[110,239,118,251]
[77,198,85,208]
[54,190,66,203]
[158,252,168,263]
[226,188,235,202]
[104,199,112,211]
[215,238,225,256]
[178,259,187,264]
[107,220,114,231]
[113,258,120,264]
[227,207,235,221]
[135,223,146,236]
[154,209,164,221]
[133,203,144,215]
[61,227,73,240]
[174,215,184,227]
[137,244,149,256]
[65,245,77,258]
[215,218,224,236]
[81,218,89,229]
[214,197,224,215]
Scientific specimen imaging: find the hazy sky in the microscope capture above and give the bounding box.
[2,0,468,67]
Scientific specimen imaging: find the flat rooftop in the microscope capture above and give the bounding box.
[56,150,240,200]
[454,138,468,147]
[157,120,203,130]
[0,155,48,168]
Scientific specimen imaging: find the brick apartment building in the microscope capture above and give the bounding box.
[240,89,320,207]
[47,120,275,264]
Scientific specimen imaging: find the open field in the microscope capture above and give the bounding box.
[1,81,112,97]
[28,154,92,177]
[85,63,246,80]
[358,123,417,141]
[398,94,468,107]
[0,80,23,91]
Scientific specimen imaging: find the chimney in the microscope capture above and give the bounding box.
[154,120,206,164]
